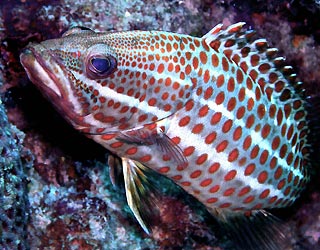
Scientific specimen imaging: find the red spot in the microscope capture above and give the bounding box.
[258,171,268,184]
[185,100,194,111]
[215,92,225,105]
[211,54,219,67]
[272,136,280,150]
[268,196,278,204]
[138,114,148,122]
[223,188,235,196]
[250,145,260,159]
[185,64,192,75]
[163,104,172,111]
[219,203,231,208]
[140,155,152,162]
[224,169,237,181]
[246,114,255,128]
[172,175,182,180]
[200,178,212,187]
[274,167,283,180]
[101,134,116,140]
[259,189,270,199]
[199,51,208,64]
[227,77,235,92]
[183,146,195,157]
[192,57,199,69]
[270,157,277,170]
[228,150,239,163]
[233,126,242,141]
[209,162,220,173]
[216,75,225,87]
[179,116,191,127]
[222,57,229,72]
[238,87,246,101]
[238,186,251,197]
[277,179,286,190]
[159,166,170,173]
[236,69,244,83]
[148,98,157,106]
[196,153,208,165]
[211,112,222,125]
[190,170,202,178]
[216,140,228,153]
[205,132,217,144]
[157,63,165,73]
[110,141,123,148]
[259,150,269,164]
[161,92,169,100]
[192,123,204,134]
[236,106,245,119]
[247,98,255,111]
[243,136,252,150]
[203,69,210,83]
[243,195,255,204]
[207,197,218,203]
[181,181,191,186]
[244,163,255,176]
[126,147,138,155]
[198,105,209,117]
[222,119,233,133]
[209,185,220,193]
[204,86,213,100]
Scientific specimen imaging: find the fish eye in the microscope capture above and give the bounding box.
[86,55,117,79]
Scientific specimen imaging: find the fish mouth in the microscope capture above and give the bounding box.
[20,45,66,99]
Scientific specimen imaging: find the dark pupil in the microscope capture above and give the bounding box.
[91,57,110,73]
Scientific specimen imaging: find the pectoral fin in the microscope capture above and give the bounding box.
[122,157,159,234]
[117,124,188,170]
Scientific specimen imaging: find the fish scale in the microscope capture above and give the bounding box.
[20,23,309,249]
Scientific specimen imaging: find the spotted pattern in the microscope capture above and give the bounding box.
[25,23,310,215]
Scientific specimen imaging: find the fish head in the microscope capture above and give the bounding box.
[20,27,150,132]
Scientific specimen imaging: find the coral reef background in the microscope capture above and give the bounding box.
[0,0,319,249]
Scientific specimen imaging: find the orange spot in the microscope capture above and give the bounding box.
[216,140,228,153]
[192,57,199,69]
[198,105,209,117]
[196,153,208,165]
[192,123,204,134]
[203,69,210,83]
[244,163,255,176]
[211,54,219,67]
[183,146,195,157]
[199,51,208,64]
[200,178,212,187]
[179,116,191,127]
[157,63,165,73]
[148,98,157,106]
[224,169,237,181]
[190,170,202,178]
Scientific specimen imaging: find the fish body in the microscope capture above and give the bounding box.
[20,23,309,249]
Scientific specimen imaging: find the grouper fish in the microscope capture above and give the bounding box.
[20,23,310,250]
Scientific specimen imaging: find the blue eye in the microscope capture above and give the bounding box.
[87,55,117,79]
[91,57,111,73]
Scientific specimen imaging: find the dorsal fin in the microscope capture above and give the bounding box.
[202,22,305,102]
